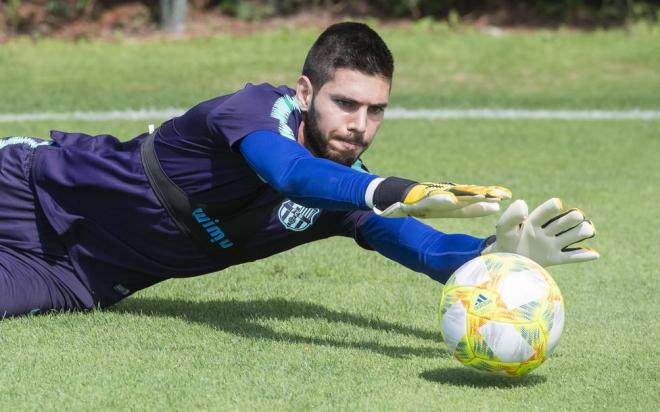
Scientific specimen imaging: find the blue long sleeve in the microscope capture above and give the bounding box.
[239,130,378,209]
[240,130,486,284]
[356,213,487,284]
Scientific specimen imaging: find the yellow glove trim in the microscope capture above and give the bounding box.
[403,182,511,205]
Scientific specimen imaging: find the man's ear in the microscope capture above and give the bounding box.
[295,75,314,112]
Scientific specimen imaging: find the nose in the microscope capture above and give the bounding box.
[348,108,367,134]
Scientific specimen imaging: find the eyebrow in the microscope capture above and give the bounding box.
[330,94,388,108]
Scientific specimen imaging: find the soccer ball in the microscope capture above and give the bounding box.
[439,253,565,377]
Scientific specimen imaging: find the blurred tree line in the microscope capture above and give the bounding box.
[215,0,660,24]
[1,0,659,36]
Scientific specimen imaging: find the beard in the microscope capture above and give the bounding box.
[303,100,362,166]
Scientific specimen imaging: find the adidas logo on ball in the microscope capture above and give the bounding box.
[473,293,491,310]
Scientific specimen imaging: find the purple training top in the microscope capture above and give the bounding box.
[31,83,372,306]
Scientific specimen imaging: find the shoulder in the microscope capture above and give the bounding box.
[232,82,296,103]
[200,83,296,115]
[208,82,298,117]
[205,83,300,147]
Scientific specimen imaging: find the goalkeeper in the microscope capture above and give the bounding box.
[0,22,598,317]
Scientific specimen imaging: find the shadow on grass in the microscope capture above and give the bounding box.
[110,297,445,359]
[420,367,546,387]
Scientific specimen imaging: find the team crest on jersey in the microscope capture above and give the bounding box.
[278,200,320,232]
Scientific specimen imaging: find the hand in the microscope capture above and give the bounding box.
[482,198,600,267]
[375,182,512,218]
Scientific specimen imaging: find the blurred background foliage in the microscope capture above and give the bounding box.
[214,0,660,24]
[1,0,659,37]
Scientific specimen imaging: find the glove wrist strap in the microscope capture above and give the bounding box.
[373,177,418,211]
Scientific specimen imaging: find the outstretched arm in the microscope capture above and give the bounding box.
[352,198,600,282]
[239,130,510,217]
[349,211,492,284]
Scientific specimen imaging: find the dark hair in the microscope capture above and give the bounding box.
[302,22,394,89]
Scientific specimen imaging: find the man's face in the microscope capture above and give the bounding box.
[298,69,390,166]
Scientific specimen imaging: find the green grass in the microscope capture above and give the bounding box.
[1,27,659,410]
[0,23,659,113]
[1,118,658,410]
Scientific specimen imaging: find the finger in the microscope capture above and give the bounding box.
[557,220,596,249]
[496,199,528,232]
[440,202,501,218]
[486,185,512,200]
[542,208,585,236]
[455,196,500,207]
[404,184,458,205]
[440,186,488,201]
[449,184,511,201]
[528,198,564,227]
[560,247,600,264]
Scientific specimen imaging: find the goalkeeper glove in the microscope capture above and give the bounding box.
[372,179,511,219]
[482,198,599,267]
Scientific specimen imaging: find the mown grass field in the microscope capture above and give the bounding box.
[1,23,660,114]
[0,24,659,411]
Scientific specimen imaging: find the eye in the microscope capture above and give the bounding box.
[369,106,385,115]
[335,99,358,111]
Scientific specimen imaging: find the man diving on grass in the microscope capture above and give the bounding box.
[0,22,598,317]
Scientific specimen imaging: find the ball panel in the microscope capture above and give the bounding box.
[467,358,506,375]
[453,337,474,364]
[545,300,565,356]
[451,258,490,287]
[498,269,548,310]
[478,321,534,363]
[467,318,496,361]
[467,358,542,377]
[513,357,546,376]
[509,300,544,322]
[441,286,474,306]
[440,300,468,353]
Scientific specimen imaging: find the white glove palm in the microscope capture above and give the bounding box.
[483,198,599,267]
